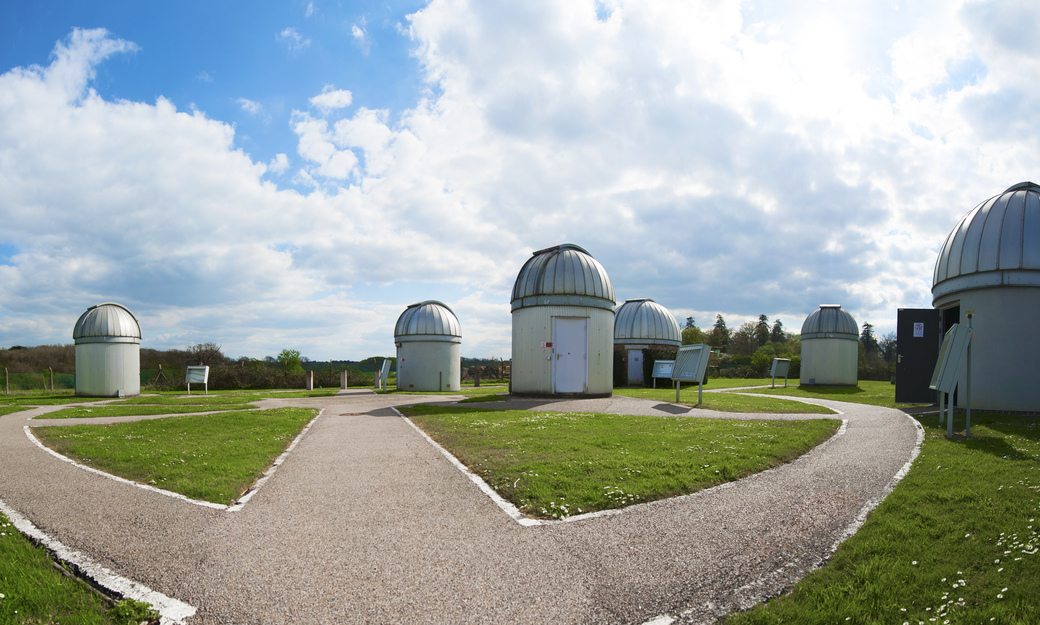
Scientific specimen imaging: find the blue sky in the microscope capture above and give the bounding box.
[1,0,1038,361]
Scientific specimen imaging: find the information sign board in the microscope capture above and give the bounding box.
[651,360,674,389]
[185,366,210,394]
[929,324,970,394]
[671,345,711,382]
[671,344,711,405]
[770,358,791,387]
[652,360,675,379]
[379,359,391,391]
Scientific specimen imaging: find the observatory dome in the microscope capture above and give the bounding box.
[511,244,615,312]
[800,304,858,340]
[394,301,461,343]
[614,299,681,346]
[73,303,141,344]
[932,182,1040,301]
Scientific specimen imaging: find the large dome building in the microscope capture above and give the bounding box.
[932,181,1040,412]
[799,304,858,386]
[73,302,142,397]
[394,300,462,392]
[511,244,615,396]
[614,298,681,385]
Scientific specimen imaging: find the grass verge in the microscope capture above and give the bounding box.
[32,408,318,505]
[725,412,1040,624]
[402,405,840,519]
[614,387,835,414]
[0,512,158,624]
[0,393,104,406]
[737,379,926,409]
[35,404,256,419]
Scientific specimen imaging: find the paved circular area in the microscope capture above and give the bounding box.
[0,390,921,624]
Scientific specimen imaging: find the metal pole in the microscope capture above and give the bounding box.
[938,390,944,427]
[966,312,973,438]
[948,390,954,439]
[698,381,703,406]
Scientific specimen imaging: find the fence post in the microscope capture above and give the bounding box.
[49,367,54,392]
[4,367,7,394]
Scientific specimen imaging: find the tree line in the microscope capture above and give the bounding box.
[680,314,897,380]
[0,343,381,392]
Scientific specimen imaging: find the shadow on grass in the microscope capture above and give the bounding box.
[796,385,867,396]
[916,413,1035,462]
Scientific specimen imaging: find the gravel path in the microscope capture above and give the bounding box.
[0,390,921,624]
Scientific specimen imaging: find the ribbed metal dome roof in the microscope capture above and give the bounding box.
[933,182,1040,300]
[800,305,858,340]
[614,299,681,345]
[394,300,462,343]
[511,244,615,311]
[73,303,142,344]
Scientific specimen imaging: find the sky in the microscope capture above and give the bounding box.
[1,0,1038,362]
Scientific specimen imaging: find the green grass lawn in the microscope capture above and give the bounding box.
[0,512,158,624]
[35,404,257,419]
[388,386,507,399]
[32,408,318,505]
[0,393,105,406]
[403,405,841,519]
[725,411,1040,624]
[736,379,926,409]
[614,386,835,414]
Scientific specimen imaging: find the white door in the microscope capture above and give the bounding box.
[627,349,643,385]
[552,317,588,393]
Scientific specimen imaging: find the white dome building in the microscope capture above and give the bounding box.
[394,300,462,392]
[799,304,858,386]
[73,302,142,397]
[511,244,615,396]
[932,181,1040,412]
[614,299,681,385]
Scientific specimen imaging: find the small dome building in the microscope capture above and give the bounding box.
[932,181,1040,412]
[73,302,142,397]
[614,299,682,385]
[394,300,462,392]
[511,244,615,396]
[799,304,858,386]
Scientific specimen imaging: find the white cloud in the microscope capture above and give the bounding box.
[352,20,371,55]
[277,27,311,52]
[305,2,315,18]
[268,153,290,174]
[237,98,262,114]
[308,86,353,114]
[4,3,1040,359]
